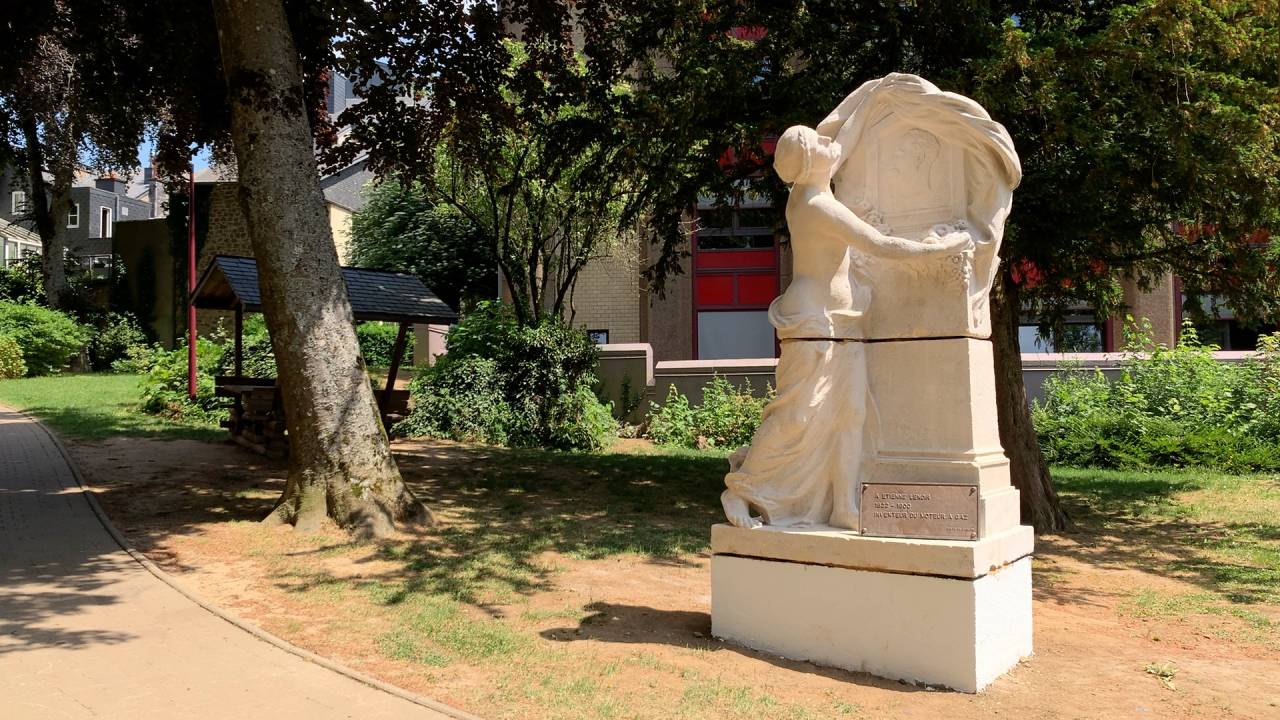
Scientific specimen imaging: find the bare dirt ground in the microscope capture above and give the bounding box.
[69,436,1280,720]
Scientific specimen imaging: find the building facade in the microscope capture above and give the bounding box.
[0,166,163,272]
[570,213,1274,360]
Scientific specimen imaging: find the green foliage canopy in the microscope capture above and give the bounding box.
[350,179,496,311]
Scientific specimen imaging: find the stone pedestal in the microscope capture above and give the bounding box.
[865,337,1021,539]
[711,524,1033,692]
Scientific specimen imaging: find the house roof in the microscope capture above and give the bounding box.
[193,255,458,325]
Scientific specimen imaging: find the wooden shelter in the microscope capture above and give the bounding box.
[192,255,458,454]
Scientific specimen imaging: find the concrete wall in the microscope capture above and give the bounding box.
[1020,351,1255,405]
[595,343,653,423]
[328,203,354,263]
[113,219,178,347]
[653,358,778,404]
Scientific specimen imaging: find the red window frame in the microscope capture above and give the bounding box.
[690,207,781,359]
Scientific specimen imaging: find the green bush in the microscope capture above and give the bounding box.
[0,301,88,376]
[357,322,414,367]
[647,376,771,449]
[396,301,615,450]
[88,312,148,371]
[647,385,697,447]
[111,342,162,374]
[397,356,516,445]
[138,339,229,424]
[547,384,620,452]
[215,315,277,378]
[0,257,45,306]
[0,335,26,379]
[1034,320,1280,471]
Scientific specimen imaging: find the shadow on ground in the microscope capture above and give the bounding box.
[1036,468,1279,608]
[71,433,1278,637]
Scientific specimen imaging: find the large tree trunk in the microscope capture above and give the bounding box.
[213,0,432,538]
[20,113,70,309]
[991,271,1068,533]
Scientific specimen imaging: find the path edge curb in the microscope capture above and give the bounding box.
[17,407,482,720]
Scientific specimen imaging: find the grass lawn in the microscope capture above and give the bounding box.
[0,373,224,442]
[1053,466,1280,635]
[71,422,1280,720]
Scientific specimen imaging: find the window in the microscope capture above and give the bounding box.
[77,254,113,280]
[1018,322,1104,352]
[99,207,113,238]
[1188,295,1272,350]
[67,203,80,228]
[695,204,778,251]
[697,311,775,360]
[587,329,610,344]
[11,191,27,215]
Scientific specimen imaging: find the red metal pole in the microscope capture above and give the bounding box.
[187,165,197,399]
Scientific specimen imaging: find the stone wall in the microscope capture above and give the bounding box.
[198,184,254,277]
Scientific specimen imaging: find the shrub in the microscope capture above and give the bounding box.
[0,335,25,379]
[546,384,619,452]
[88,312,148,371]
[396,356,515,445]
[216,315,277,378]
[138,339,229,424]
[646,376,771,449]
[1034,319,1280,471]
[0,257,45,306]
[647,385,697,447]
[111,342,161,373]
[0,301,88,376]
[397,301,614,450]
[357,322,414,367]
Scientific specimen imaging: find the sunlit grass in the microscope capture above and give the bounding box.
[0,372,223,441]
[1056,466,1280,625]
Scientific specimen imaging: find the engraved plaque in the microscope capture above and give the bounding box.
[860,483,979,541]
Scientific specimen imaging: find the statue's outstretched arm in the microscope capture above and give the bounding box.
[810,193,970,258]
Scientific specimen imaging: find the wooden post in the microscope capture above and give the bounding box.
[380,322,410,411]
[234,304,244,378]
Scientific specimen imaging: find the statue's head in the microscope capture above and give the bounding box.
[774,125,842,185]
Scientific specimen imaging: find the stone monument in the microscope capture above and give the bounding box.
[711,73,1033,693]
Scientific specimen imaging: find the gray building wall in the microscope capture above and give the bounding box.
[0,167,156,258]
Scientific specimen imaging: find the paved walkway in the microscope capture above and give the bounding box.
[0,406,461,719]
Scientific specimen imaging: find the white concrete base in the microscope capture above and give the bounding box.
[711,554,1032,692]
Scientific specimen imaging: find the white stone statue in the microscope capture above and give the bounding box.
[721,73,1021,531]
[710,75,1031,695]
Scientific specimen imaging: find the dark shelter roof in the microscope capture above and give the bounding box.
[193,255,458,325]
